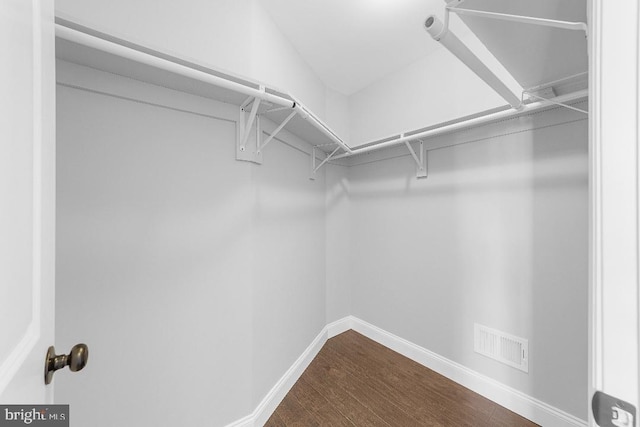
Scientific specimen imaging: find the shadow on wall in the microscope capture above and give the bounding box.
[326,170,350,212]
[344,117,588,419]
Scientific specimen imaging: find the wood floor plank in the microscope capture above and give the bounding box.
[490,405,541,427]
[264,409,286,427]
[266,330,539,427]
[302,356,393,427]
[312,350,424,426]
[333,331,495,415]
[271,390,322,427]
[328,332,496,426]
[320,339,457,426]
[342,331,498,415]
[290,377,355,426]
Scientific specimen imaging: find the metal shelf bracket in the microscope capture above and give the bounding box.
[447,6,588,34]
[405,140,428,179]
[237,99,299,164]
[237,94,263,164]
[310,145,342,180]
[523,91,588,115]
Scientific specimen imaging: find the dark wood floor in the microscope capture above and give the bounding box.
[265,330,539,427]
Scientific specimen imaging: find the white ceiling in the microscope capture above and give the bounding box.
[260,0,453,95]
[260,0,588,97]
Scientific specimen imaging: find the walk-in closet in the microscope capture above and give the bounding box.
[2,1,639,426]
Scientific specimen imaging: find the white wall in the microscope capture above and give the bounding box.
[325,164,351,323]
[249,1,327,117]
[347,48,505,145]
[55,61,327,426]
[343,103,589,419]
[55,0,329,120]
[54,43,589,426]
[249,130,327,407]
[324,88,351,145]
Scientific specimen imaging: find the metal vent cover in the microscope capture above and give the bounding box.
[474,324,529,373]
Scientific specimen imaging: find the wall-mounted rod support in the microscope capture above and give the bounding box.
[310,147,317,180]
[314,146,341,173]
[240,96,254,110]
[405,140,421,167]
[405,140,428,178]
[259,111,297,152]
[448,8,588,33]
[420,146,428,179]
[332,89,588,160]
[424,15,523,109]
[523,92,588,114]
[293,103,353,154]
[265,106,295,114]
[525,72,588,95]
[240,98,261,148]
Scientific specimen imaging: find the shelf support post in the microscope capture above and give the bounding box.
[523,91,588,114]
[309,146,317,180]
[240,97,261,149]
[405,140,428,179]
[237,94,263,164]
[310,146,341,180]
[447,7,588,34]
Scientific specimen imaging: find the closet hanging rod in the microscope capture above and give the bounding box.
[332,89,588,160]
[55,26,295,109]
[55,24,353,154]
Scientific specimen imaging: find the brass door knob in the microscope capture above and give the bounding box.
[44,344,89,385]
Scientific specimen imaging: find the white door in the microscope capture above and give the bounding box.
[589,0,640,426]
[0,0,56,402]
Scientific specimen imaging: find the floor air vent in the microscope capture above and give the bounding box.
[474,324,528,373]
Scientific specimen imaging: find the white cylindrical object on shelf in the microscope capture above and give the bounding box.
[424,15,522,109]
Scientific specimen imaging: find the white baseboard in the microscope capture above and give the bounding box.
[226,315,587,427]
[252,326,327,426]
[224,321,332,427]
[326,315,354,338]
[350,317,588,427]
[224,414,253,427]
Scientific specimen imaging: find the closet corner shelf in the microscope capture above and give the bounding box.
[55,18,588,179]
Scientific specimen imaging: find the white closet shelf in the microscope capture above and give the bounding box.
[54,19,348,155]
[55,18,588,177]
